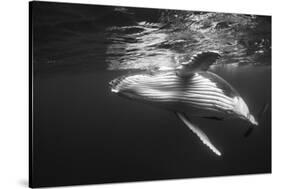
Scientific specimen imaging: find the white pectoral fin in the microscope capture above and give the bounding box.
[175,112,222,156]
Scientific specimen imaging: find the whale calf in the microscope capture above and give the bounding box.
[110,51,258,156]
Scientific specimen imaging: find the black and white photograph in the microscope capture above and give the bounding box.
[29,1,271,188]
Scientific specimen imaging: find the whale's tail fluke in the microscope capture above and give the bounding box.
[244,126,254,137]
[175,112,222,157]
[244,102,269,137]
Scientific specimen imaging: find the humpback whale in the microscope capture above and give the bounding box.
[110,51,258,156]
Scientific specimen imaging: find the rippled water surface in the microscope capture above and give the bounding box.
[33,3,271,72]
[32,2,271,187]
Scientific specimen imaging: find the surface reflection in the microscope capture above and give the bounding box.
[105,12,271,71]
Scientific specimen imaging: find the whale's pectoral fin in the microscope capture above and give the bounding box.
[175,112,222,156]
[176,51,221,77]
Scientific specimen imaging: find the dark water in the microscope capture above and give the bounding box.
[31,2,271,187]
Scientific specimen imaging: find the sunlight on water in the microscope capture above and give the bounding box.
[106,23,177,70]
[104,12,271,71]
[33,7,271,72]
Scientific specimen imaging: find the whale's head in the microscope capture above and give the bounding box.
[109,72,183,103]
[110,77,124,94]
[232,96,258,126]
[109,75,141,100]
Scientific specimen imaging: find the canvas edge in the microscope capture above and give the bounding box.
[29,1,34,188]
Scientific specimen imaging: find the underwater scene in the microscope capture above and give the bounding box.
[31,1,271,187]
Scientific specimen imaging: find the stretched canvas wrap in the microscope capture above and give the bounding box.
[29,1,272,188]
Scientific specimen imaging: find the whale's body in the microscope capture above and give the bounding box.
[111,71,255,122]
[110,51,257,156]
